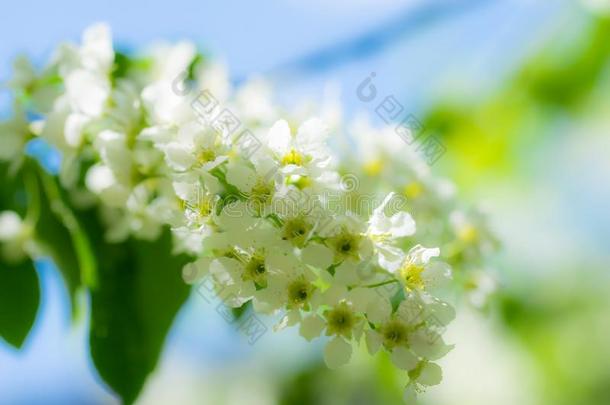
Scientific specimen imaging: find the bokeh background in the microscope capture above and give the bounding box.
[1,0,610,404]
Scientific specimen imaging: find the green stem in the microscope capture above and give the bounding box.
[363,279,399,289]
[23,169,40,227]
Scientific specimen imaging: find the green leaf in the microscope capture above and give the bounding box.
[81,209,191,404]
[11,160,97,317]
[0,259,40,348]
[35,167,97,290]
[0,162,40,348]
[0,162,28,217]
[33,184,84,313]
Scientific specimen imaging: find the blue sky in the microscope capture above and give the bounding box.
[1,1,565,115]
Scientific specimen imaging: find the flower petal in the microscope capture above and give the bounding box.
[418,362,443,386]
[388,211,416,238]
[163,142,196,171]
[410,331,453,360]
[334,261,360,286]
[301,243,334,270]
[408,245,440,264]
[299,315,326,341]
[403,384,418,404]
[296,117,328,148]
[182,257,212,284]
[366,296,392,324]
[321,284,348,306]
[226,162,257,193]
[365,330,382,354]
[428,299,456,326]
[391,347,419,371]
[422,261,452,289]
[0,211,23,241]
[65,69,109,116]
[324,337,352,369]
[267,119,291,154]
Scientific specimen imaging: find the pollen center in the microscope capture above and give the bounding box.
[330,231,362,261]
[282,217,311,247]
[326,303,356,338]
[197,148,216,165]
[288,279,313,307]
[244,255,267,286]
[381,320,409,349]
[281,148,304,166]
[400,263,425,290]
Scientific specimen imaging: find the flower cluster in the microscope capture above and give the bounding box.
[0,24,498,403]
[336,117,499,307]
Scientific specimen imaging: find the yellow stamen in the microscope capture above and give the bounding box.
[197,149,216,165]
[400,263,425,290]
[281,148,304,166]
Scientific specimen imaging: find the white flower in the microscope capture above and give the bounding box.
[324,336,353,369]
[0,211,29,263]
[172,225,213,255]
[0,211,24,242]
[159,121,227,172]
[0,105,29,162]
[141,41,197,125]
[103,82,146,138]
[225,158,279,216]
[212,200,263,233]
[79,23,114,73]
[61,23,113,117]
[85,164,130,206]
[299,314,326,341]
[393,245,452,292]
[364,300,420,371]
[0,25,493,403]
[95,130,132,183]
[187,227,295,307]
[403,361,443,404]
[300,242,334,269]
[172,171,220,228]
[368,192,416,271]
[263,119,335,189]
[320,285,365,339]
[64,113,89,148]
[365,295,453,372]
[322,214,373,264]
[369,193,416,239]
[254,262,319,314]
[65,68,110,117]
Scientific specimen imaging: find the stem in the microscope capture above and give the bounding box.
[23,169,41,227]
[363,279,399,289]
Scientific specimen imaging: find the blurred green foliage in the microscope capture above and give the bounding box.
[278,350,404,405]
[498,275,610,405]
[425,15,610,188]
